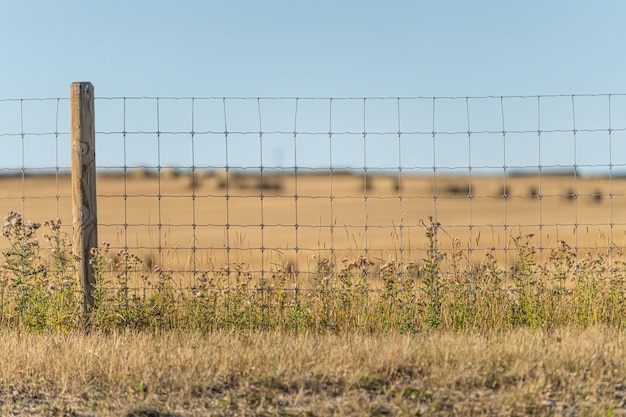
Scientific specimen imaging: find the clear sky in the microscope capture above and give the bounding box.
[3,1,626,98]
[1,1,626,172]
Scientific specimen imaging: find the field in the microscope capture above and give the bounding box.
[2,170,625,273]
[2,172,626,415]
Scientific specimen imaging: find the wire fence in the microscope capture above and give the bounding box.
[2,93,626,293]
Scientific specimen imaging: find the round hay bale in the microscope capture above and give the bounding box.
[589,188,603,203]
[160,167,179,180]
[258,175,283,191]
[375,176,400,193]
[355,175,373,192]
[178,173,200,189]
[209,169,235,190]
[561,188,576,201]
[130,166,150,179]
[438,182,471,196]
[491,184,511,199]
[527,186,538,198]
[196,169,215,179]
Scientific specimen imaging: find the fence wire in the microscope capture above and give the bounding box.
[1,94,626,294]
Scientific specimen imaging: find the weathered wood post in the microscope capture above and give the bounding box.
[71,82,98,313]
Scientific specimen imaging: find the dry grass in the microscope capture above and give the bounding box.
[1,327,625,416]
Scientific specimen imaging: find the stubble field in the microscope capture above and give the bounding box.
[2,170,624,274]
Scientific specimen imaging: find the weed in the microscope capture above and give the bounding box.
[0,211,80,331]
[0,209,625,333]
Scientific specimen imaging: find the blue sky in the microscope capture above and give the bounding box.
[1,1,626,172]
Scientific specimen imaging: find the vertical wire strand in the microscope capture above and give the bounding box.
[396,98,404,288]
[431,97,438,309]
[537,96,544,265]
[500,97,508,273]
[123,98,129,253]
[191,98,198,284]
[257,98,265,281]
[465,97,474,290]
[20,99,25,216]
[54,98,61,217]
[156,98,163,267]
[362,98,369,262]
[571,95,579,257]
[222,98,231,286]
[257,98,267,322]
[608,94,615,270]
[432,97,437,222]
[123,98,129,317]
[293,98,300,300]
[19,99,25,315]
[328,98,335,285]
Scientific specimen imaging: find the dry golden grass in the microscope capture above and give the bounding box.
[1,327,625,416]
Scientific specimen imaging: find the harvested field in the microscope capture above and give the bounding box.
[1,171,624,275]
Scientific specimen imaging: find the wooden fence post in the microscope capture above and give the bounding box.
[71,82,98,313]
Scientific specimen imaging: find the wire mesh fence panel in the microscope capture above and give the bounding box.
[0,97,71,232]
[2,93,626,311]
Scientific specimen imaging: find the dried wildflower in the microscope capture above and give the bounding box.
[22,221,41,237]
[10,215,22,228]
[24,238,39,249]
[43,218,62,232]
[3,210,20,225]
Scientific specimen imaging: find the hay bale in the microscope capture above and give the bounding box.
[239,173,283,191]
[208,169,237,190]
[258,175,283,191]
[375,176,400,193]
[350,174,372,192]
[589,188,603,203]
[491,184,511,199]
[130,166,150,179]
[196,169,215,179]
[435,181,472,197]
[160,167,179,180]
[178,173,200,189]
[561,188,576,201]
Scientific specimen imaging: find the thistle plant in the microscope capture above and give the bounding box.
[2,210,44,284]
[2,210,45,328]
[41,217,81,331]
[420,216,445,329]
[0,211,80,330]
